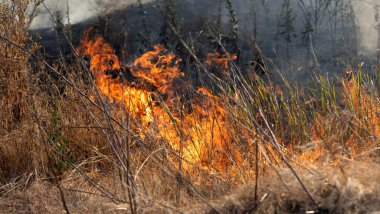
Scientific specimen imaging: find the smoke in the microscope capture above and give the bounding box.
[30,0,379,58]
[352,0,378,56]
[29,0,151,29]
[232,0,378,56]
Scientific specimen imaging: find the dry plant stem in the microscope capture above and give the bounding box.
[1,173,34,195]
[0,33,122,128]
[156,96,220,209]
[225,0,239,53]
[167,21,264,136]
[166,13,300,204]
[91,93,224,209]
[170,13,273,144]
[0,32,138,207]
[0,32,139,190]
[119,82,130,202]
[215,30,318,206]
[40,2,78,56]
[165,20,228,92]
[258,109,318,207]
[134,148,164,181]
[136,147,223,212]
[80,99,138,207]
[258,145,290,192]
[22,38,69,213]
[144,140,223,212]
[84,93,220,211]
[52,167,71,214]
[61,126,110,129]
[38,2,130,126]
[102,101,137,213]
[255,138,259,202]
[309,34,322,77]
[5,38,126,202]
[173,23,318,207]
[29,91,70,214]
[28,94,121,204]
[26,0,45,27]
[64,188,114,199]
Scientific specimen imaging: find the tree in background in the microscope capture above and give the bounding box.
[225,0,239,58]
[280,0,297,60]
[309,0,332,35]
[298,0,314,63]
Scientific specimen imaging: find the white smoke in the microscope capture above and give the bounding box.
[352,0,378,56]
[29,0,379,57]
[231,0,378,56]
[29,0,150,29]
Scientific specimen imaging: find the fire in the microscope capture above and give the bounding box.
[308,70,380,161]
[206,52,237,71]
[131,45,183,93]
[77,29,380,178]
[341,72,380,140]
[77,31,151,119]
[77,31,242,174]
[77,29,380,180]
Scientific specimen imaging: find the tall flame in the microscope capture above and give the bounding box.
[77,31,152,119]
[77,31,242,174]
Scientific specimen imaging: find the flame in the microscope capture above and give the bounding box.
[131,45,183,93]
[77,30,380,178]
[77,31,241,174]
[308,71,380,161]
[205,52,237,71]
[77,32,153,120]
[341,73,380,139]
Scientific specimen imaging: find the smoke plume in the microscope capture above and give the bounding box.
[353,0,378,56]
[30,0,379,58]
[29,0,151,29]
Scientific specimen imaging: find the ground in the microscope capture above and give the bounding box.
[2,159,380,213]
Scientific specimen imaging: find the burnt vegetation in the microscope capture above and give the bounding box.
[2,0,380,213]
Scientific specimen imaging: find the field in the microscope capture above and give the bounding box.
[1,0,380,213]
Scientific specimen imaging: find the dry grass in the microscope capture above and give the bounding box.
[2,1,380,213]
[197,160,380,213]
[2,160,380,213]
[0,0,44,181]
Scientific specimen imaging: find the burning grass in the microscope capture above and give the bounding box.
[2,1,380,213]
[77,30,243,175]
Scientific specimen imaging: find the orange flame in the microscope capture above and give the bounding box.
[77,31,242,174]
[205,52,237,70]
[341,74,380,138]
[77,32,152,119]
[308,72,380,161]
[131,45,183,93]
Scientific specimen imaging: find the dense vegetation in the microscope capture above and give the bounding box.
[1,0,380,213]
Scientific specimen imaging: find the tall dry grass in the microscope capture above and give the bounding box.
[0,0,43,181]
[1,0,380,213]
[0,0,109,184]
